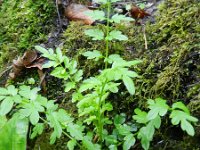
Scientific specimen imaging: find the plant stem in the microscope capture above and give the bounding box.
[96,1,112,142]
[105,1,111,69]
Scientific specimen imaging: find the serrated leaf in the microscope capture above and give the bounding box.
[42,60,58,68]
[19,86,40,101]
[82,50,102,60]
[111,14,134,23]
[101,102,113,114]
[67,123,84,140]
[107,30,128,41]
[85,29,104,40]
[147,98,169,120]
[114,114,126,125]
[123,134,136,150]
[116,124,132,136]
[51,67,69,79]
[64,82,76,92]
[0,97,14,115]
[30,110,39,125]
[73,70,83,82]
[122,75,135,95]
[133,108,148,124]
[85,10,105,21]
[56,47,63,62]
[82,136,101,150]
[67,139,77,150]
[31,123,44,139]
[47,112,62,144]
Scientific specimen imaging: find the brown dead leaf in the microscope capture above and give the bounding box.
[64,3,94,25]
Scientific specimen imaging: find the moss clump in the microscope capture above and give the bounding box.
[0,0,55,70]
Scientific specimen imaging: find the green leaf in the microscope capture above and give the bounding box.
[82,136,101,150]
[109,145,118,150]
[132,108,148,124]
[85,29,104,40]
[170,110,198,136]
[114,114,126,125]
[67,123,84,140]
[67,139,77,150]
[139,3,145,9]
[73,70,83,82]
[172,101,190,114]
[107,30,128,41]
[123,134,136,150]
[0,116,7,129]
[0,97,14,115]
[122,75,135,95]
[7,85,18,96]
[94,0,107,4]
[56,47,63,62]
[42,60,58,68]
[0,88,8,95]
[116,124,132,136]
[137,123,155,150]
[101,102,113,114]
[35,46,56,60]
[181,119,195,136]
[85,10,105,21]
[111,14,134,23]
[82,50,103,60]
[150,115,161,129]
[79,77,101,92]
[147,98,169,120]
[47,112,62,144]
[0,114,28,150]
[64,82,76,92]
[19,86,40,101]
[29,111,39,125]
[31,123,44,139]
[51,67,69,79]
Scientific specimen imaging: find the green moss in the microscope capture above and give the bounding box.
[0,0,55,69]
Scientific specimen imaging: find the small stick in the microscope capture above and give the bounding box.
[142,25,148,50]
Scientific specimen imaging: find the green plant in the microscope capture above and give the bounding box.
[34,0,198,149]
[133,98,198,150]
[0,85,101,149]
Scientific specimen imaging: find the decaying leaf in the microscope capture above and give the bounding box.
[64,3,94,25]
[9,50,48,93]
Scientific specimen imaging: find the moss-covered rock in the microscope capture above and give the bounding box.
[0,0,56,71]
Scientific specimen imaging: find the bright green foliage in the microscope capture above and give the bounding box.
[85,10,105,21]
[0,85,21,115]
[170,101,198,136]
[35,46,83,92]
[84,29,105,40]
[82,50,103,61]
[107,30,128,41]
[0,113,28,150]
[147,98,169,120]
[132,98,198,150]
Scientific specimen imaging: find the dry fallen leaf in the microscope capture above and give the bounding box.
[64,3,94,25]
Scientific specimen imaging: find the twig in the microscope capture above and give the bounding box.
[142,25,148,50]
[56,0,62,27]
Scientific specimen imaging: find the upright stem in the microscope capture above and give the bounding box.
[105,1,111,69]
[97,1,111,142]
